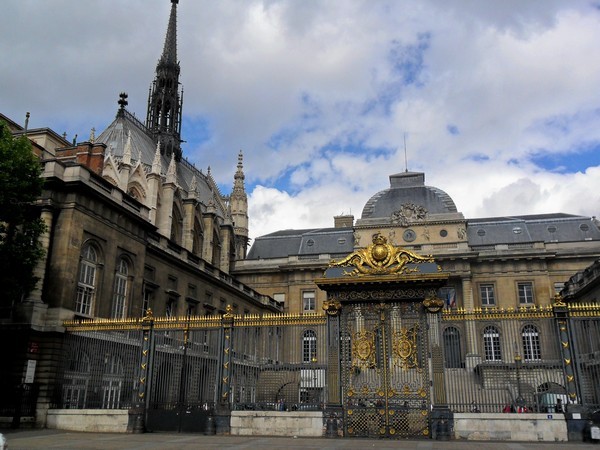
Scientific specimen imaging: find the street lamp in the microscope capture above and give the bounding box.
[311,356,318,405]
[514,352,525,410]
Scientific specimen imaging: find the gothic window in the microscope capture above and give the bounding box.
[193,219,203,256]
[170,204,183,245]
[483,325,502,361]
[522,325,541,361]
[76,243,99,316]
[443,327,462,368]
[302,329,317,363]
[111,258,129,319]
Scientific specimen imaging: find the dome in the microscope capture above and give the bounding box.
[361,172,457,220]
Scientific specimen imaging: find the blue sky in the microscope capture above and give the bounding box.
[2,0,600,239]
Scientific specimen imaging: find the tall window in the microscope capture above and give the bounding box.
[443,327,462,368]
[302,329,317,363]
[303,291,316,312]
[480,284,495,307]
[63,349,90,409]
[273,293,285,305]
[165,298,176,318]
[518,282,534,305]
[142,284,153,316]
[522,325,541,361]
[76,244,98,316]
[483,326,502,361]
[111,258,129,318]
[102,354,124,409]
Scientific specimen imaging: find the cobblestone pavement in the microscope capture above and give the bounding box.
[2,430,599,450]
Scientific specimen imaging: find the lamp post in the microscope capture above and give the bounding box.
[311,356,318,405]
[514,352,525,410]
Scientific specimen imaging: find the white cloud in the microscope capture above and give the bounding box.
[2,0,600,241]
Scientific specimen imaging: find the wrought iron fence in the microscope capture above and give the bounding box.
[52,302,600,424]
[53,311,327,418]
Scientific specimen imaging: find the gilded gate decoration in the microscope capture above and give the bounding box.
[341,301,430,438]
[330,233,438,276]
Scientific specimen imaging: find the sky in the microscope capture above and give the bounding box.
[2,0,600,242]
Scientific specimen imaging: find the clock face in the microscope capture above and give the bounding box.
[403,229,416,242]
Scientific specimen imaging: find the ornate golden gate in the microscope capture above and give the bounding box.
[317,233,448,439]
[340,300,430,438]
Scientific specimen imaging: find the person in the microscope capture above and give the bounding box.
[470,401,480,413]
[503,404,512,413]
[555,398,564,413]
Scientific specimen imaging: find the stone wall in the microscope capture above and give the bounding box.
[453,412,568,441]
[46,409,129,433]
[230,411,323,437]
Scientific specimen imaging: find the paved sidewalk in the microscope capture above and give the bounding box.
[2,430,599,450]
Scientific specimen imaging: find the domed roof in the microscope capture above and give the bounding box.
[361,172,457,219]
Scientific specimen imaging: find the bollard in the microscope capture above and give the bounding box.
[204,415,216,435]
[436,417,450,441]
[326,417,338,438]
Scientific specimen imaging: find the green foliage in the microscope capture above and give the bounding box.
[0,121,46,310]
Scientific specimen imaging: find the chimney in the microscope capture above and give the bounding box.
[55,142,107,175]
[334,214,354,228]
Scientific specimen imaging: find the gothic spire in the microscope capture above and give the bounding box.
[160,0,179,69]
[146,0,183,162]
[232,150,246,195]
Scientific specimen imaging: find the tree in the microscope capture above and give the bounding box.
[0,121,45,316]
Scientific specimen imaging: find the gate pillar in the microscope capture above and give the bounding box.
[323,297,343,437]
[424,296,453,440]
[213,305,234,434]
[129,309,154,433]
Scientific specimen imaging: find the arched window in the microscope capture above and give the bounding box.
[76,244,98,316]
[170,204,183,245]
[302,330,317,363]
[483,326,502,361]
[522,324,541,361]
[111,258,129,319]
[443,326,462,368]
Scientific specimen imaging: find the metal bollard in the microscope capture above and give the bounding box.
[204,415,216,435]
[326,417,338,438]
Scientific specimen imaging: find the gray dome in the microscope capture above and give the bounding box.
[361,172,457,219]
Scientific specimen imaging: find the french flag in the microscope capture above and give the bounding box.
[446,289,456,308]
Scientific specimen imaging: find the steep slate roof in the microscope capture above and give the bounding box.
[247,170,600,259]
[96,110,229,219]
[467,214,600,246]
[247,228,354,260]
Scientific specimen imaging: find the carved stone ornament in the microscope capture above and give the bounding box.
[391,203,428,226]
[329,232,435,277]
[422,295,444,313]
[322,299,342,316]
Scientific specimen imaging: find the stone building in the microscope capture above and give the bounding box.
[2,0,600,434]
[233,171,600,369]
[0,0,279,427]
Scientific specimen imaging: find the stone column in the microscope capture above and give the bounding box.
[462,277,481,371]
